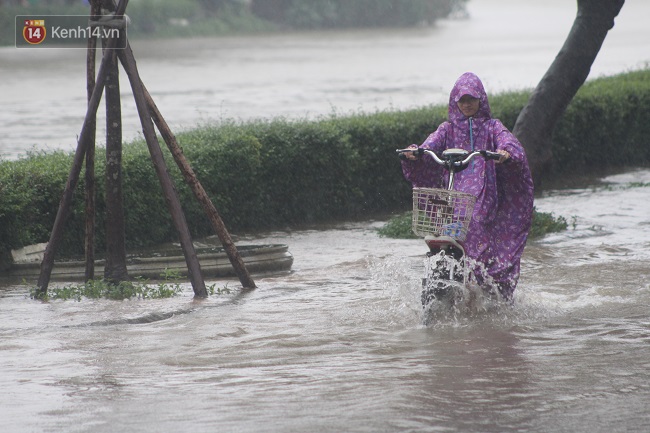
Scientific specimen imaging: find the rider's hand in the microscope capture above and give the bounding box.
[404,145,419,160]
[496,149,510,163]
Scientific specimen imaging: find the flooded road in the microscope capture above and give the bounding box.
[1,169,650,432]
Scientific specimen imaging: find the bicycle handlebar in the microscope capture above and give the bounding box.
[396,147,502,170]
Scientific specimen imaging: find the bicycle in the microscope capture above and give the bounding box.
[397,147,503,312]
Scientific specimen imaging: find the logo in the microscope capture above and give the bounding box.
[23,19,46,45]
[16,15,127,49]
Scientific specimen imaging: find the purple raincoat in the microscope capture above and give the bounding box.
[402,72,534,299]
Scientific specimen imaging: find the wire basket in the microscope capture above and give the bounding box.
[412,188,476,241]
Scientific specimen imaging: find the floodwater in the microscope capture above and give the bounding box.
[1,169,650,433]
[2,0,650,432]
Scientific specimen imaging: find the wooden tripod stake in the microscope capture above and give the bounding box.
[37,0,255,297]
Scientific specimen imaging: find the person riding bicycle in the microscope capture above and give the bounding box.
[401,72,534,300]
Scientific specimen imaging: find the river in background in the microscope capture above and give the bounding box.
[1,0,649,160]
[1,0,650,432]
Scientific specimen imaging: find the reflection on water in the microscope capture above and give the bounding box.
[1,170,650,432]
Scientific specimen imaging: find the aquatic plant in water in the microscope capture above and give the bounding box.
[27,269,229,301]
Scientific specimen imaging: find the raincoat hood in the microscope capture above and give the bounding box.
[448,72,492,123]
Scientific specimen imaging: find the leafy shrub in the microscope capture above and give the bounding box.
[0,151,86,258]
[1,69,649,263]
[377,212,416,239]
[528,208,568,239]
[552,69,650,172]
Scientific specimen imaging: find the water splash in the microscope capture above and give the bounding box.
[365,252,533,330]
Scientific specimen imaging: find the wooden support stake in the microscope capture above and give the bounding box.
[36,0,129,294]
[115,42,255,289]
[83,0,101,282]
[143,84,257,289]
[117,39,208,298]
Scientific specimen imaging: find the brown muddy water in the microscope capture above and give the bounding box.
[1,169,650,432]
[1,0,650,431]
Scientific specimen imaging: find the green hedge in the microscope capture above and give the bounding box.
[552,70,650,171]
[1,69,649,262]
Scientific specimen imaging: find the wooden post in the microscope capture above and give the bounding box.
[39,0,249,297]
[124,65,256,289]
[36,0,130,294]
[117,39,208,298]
[108,0,254,291]
[83,0,101,281]
[144,85,257,289]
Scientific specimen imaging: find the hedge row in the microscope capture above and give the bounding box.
[1,69,649,262]
[552,70,650,171]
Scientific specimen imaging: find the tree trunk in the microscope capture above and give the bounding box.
[103,33,129,283]
[512,0,625,186]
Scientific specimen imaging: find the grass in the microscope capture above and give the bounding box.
[28,269,231,301]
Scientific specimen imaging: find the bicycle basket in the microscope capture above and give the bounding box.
[412,188,476,241]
